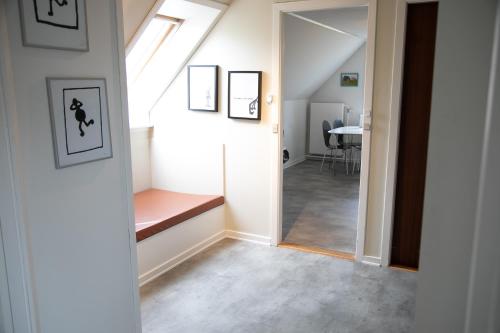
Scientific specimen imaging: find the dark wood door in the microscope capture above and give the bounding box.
[391,2,438,269]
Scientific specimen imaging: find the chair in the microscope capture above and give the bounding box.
[320,120,335,172]
[332,119,350,175]
[351,145,362,174]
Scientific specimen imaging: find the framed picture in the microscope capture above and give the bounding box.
[46,78,112,168]
[19,0,88,51]
[228,71,262,120]
[188,65,219,112]
[340,72,359,87]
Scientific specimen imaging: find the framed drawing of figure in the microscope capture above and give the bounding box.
[19,0,89,51]
[46,78,112,168]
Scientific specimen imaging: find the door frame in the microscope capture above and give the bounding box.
[0,2,36,332]
[271,0,377,262]
[381,0,439,267]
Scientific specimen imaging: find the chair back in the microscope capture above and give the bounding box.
[322,120,332,148]
[333,119,344,147]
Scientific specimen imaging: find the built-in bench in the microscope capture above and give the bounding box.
[135,189,225,242]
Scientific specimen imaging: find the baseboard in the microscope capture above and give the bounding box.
[225,230,272,245]
[283,156,306,169]
[362,255,382,266]
[138,230,226,286]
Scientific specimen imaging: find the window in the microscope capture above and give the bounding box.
[125,0,227,129]
[126,15,181,84]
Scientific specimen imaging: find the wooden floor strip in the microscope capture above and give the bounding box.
[389,265,418,273]
[279,242,355,261]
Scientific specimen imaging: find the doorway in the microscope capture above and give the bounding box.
[390,2,438,269]
[271,0,377,261]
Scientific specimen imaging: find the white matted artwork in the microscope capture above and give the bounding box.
[228,71,262,120]
[188,65,218,112]
[47,78,112,168]
[19,0,88,51]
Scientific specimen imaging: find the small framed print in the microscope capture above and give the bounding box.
[188,65,219,112]
[19,0,88,51]
[340,72,359,87]
[228,71,262,120]
[47,78,112,169]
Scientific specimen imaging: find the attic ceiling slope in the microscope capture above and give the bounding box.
[283,7,368,100]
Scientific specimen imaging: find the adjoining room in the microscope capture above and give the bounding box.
[281,6,368,256]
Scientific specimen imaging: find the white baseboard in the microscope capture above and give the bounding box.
[138,230,226,286]
[283,156,306,169]
[225,230,272,245]
[362,255,382,267]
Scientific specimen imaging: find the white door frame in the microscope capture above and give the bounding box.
[380,0,438,267]
[271,0,377,262]
[113,0,143,331]
[0,2,36,332]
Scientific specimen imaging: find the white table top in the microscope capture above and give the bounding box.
[329,126,363,135]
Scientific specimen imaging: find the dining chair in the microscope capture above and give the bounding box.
[333,119,349,175]
[351,145,362,174]
[320,120,335,173]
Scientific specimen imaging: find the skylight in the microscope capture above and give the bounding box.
[125,0,227,128]
[126,15,181,83]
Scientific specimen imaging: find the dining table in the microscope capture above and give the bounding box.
[328,125,363,136]
[328,126,363,175]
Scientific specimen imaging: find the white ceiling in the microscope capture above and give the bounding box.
[283,7,368,100]
[298,7,369,39]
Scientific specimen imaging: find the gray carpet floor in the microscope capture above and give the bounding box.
[141,239,416,333]
[283,160,360,253]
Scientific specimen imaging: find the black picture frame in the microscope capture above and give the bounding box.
[228,71,262,120]
[187,65,219,112]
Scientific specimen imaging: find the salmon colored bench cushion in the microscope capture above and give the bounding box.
[134,189,224,242]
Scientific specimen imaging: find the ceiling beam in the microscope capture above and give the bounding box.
[287,12,362,39]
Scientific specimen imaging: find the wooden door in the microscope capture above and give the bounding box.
[391,2,438,269]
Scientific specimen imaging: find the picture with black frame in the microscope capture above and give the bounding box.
[188,65,219,112]
[228,71,262,120]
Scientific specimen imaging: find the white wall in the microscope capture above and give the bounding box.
[283,11,365,99]
[283,100,308,166]
[311,44,366,126]
[149,0,272,237]
[137,206,225,285]
[130,128,152,193]
[0,228,12,333]
[2,1,140,332]
[416,0,498,331]
[151,140,225,195]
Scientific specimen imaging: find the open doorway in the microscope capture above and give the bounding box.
[272,0,377,260]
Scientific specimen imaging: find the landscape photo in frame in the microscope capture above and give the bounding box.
[47,78,112,168]
[19,0,88,51]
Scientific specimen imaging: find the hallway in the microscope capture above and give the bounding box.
[141,239,416,333]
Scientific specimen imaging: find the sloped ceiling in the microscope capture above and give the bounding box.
[122,0,233,44]
[283,7,368,100]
